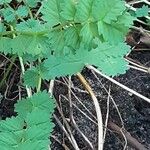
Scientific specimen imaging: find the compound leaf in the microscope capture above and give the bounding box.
[135,5,149,17]
[44,42,130,78]
[0,91,56,150]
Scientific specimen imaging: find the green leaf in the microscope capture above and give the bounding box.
[89,42,130,76]
[25,110,50,126]
[0,132,19,146]
[43,52,84,79]
[0,144,14,150]
[48,25,81,54]
[48,29,65,54]
[0,91,55,150]
[17,0,43,7]
[25,126,51,141]
[61,0,76,20]
[15,91,55,116]
[11,34,50,55]
[15,99,33,119]
[23,66,42,88]
[41,0,62,26]
[44,42,130,78]
[117,12,134,27]
[0,23,5,32]
[135,5,149,17]
[16,5,29,17]
[0,7,16,22]
[0,0,11,5]
[29,91,55,113]
[25,0,42,7]
[80,22,98,46]
[0,37,12,54]
[16,19,46,32]
[0,19,51,55]
[64,25,81,50]
[0,116,24,132]
[92,0,126,24]
[0,130,24,146]
[22,53,39,63]
[75,0,93,22]
[0,5,28,22]
[98,21,129,44]
[17,140,49,150]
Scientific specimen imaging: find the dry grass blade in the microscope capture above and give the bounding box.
[108,121,149,150]
[68,76,94,150]
[77,72,104,150]
[87,65,150,103]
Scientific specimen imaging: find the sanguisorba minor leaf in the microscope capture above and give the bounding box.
[41,0,63,27]
[97,11,134,44]
[0,116,24,132]
[0,91,55,150]
[24,0,43,7]
[61,0,76,21]
[43,42,130,79]
[0,19,51,56]
[15,91,55,116]
[43,51,85,79]
[135,5,149,17]
[14,98,33,119]
[16,140,49,150]
[0,0,11,5]
[75,0,94,22]
[92,0,126,23]
[29,91,55,114]
[23,66,42,89]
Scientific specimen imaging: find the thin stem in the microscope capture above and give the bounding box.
[37,77,42,92]
[88,65,150,103]
[0,30,50,36]
[0,55,16,88]
[19,57,32,97]
[36,58,42,92]
[49,80,54,96]
[142,0,150,5]
[9,25,32,97]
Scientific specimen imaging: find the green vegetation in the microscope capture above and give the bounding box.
[0,0,135,149]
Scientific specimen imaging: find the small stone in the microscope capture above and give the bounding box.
[128,92,133,96]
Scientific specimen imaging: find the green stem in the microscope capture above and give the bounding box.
[0,55,16,88]
[37,77,42,92]
[0,22,81,37]
[19,56,32,97]
[0,30,50,36]
[7,25,32,98]
[37,58,42,92]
